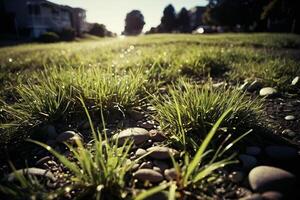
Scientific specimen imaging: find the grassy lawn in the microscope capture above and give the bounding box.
[0,33,299,199]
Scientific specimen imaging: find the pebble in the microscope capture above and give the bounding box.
[248,166,296,193]
[291,76,299,86]
[139,161,153,169]
[153,160,169,173]
[7,168,56,182]
[282,129,296,137]
[149,130,167,142]
[284,115,295,121]
[164,168,178,181]
[239,154,258,171]
[239,193,263,200]
[56,131,82,144]
[147,146,178,160]
[246,146,261,156]
[259,87,278,97]
[229,171,244,183]
[113,127,149,145]
[133,169,164,183]
[135,148,147,157]
[261,191,284,200]
[265,145,298,160]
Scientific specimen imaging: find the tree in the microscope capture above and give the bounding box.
[123,10,145,35]
[160,4,177,32]
[89,23,107,37]
[177,8,191,33]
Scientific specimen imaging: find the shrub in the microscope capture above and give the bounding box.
[38,32,59,43]
[59,28,76,41]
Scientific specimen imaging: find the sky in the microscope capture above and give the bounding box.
[51,0,207,34]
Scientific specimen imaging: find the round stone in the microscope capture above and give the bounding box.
[113,127,149,145]
[229,171,244,183]
[7,168,56,182]
[246,146,261,156]
[282,129,296,137]
[139,161,153,169]
[259,87,278,97]
[133,169,164,183]
[248,166,296,193]
[291,76,299,86]
[56,131,82,145]
[149,130,167,142]
[135,148,147,157]
[239,154,258,171]
[147,146,178,160]
[265,146,298,160]
[239,193,263,200]
[284,115,295,121]
[164,168,177,181]
[153,160,169,173]
[261,191,284,200]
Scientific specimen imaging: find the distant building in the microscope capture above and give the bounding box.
[0,0,86,38]
[189,6,206,31]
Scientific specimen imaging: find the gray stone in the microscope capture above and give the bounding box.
[56,131,82,145]
[135,148,147,157]
[139,161,153,169]
[113,128,149,145]
[133,169,164,183]
[284,115,295,121]
[147,146,178,160]
[7,168,56,182]
[265,146,298,160]
[246,146,261,156]
[248,166,296,193]
[153,160,169,173]
[282,129,296,137]
[149,130,167,142]
[239,193,263,200]
[164,168,178,181]
[291,76,299,86]
[229,171,245,183]
[259,87,278,97]
[239,154,258,171]
[262,191,284,200]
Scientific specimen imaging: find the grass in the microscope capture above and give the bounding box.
[0,33,299,199]
[152,80,262,151]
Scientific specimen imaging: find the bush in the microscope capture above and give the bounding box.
[38,32,59,43]
[59,28,76,41]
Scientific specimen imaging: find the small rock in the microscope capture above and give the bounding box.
[246,146,261,156]
[149,130,167,142]
[284,115,295,121]
[164,168,178,181]
[147,146,178,160]
[229,171,244,183]
[239,193,263,200]
[56,131,82,145]
[282,129,296,137]
[153,166,162,173]
[239,154,258,171]
[262,191,284,200]
[259,87,278,97]
[291,76,299,86]
[133,169,164,183]
[135,148,147,157]
[139,161,153,169]
[153,160,169,173]
[265,146,298,160]
[113,128,149,145]
[248,166,296,193]
[7,168,56,182]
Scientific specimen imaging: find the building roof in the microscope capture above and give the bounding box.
[27,0,86,11]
